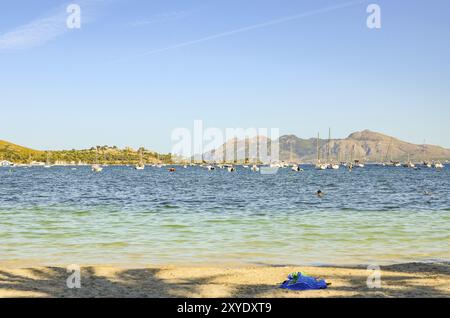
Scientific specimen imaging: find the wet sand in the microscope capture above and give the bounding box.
[0,262,449,298]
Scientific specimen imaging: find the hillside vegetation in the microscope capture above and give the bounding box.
[0,141,171,165]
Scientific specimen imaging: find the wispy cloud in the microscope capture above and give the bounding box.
[129,10,192,27]
[112,0,368,63]
[0,0,102,51]
[0,9,67,50]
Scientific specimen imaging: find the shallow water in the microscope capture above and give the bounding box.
[0,165,449,266]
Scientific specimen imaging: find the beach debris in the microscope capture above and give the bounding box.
[280,272,328,291]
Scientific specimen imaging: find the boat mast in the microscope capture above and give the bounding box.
[327,128,331,164]
[384,138,392,163]
[290,141,293,164]
[317,133,320,164]
[139,148,144,165]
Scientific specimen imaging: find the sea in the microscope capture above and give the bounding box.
[0,164,449,266]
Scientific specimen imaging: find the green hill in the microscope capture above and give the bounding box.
[0,140,43,161]
[0,140,171,165]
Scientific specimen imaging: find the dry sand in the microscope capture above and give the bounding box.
[0,262,449,298]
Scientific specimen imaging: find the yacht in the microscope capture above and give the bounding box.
[354,160,365,168]
[135,149,145,170]
[434,161,444,169]
[423,161,432,168]
[44,152,52,168]
[291,165,303,172]
[91,164,103,173]
[403,162,416,168]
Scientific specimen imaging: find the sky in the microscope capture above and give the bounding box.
[0,0,449,152]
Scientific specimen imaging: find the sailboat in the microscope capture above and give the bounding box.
[91,149,103,172]
[44,152,52,168]
[91,164,103,172]
[315,133,327,170]
[384,138,401,167]
[346,145,355,171]
[403,154,415,168]
[354,160,365,168]
[135,148,145,170]
[325,128,339,170]
[433,161,444,169]
[420,141,432,168]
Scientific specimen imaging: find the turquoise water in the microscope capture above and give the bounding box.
[0,165,449,266]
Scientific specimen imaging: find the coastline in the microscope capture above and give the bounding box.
[1,262,448,298]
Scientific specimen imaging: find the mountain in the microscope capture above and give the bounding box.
[2,130,450,164]
[203,130,450,163]
[201,136,273,163]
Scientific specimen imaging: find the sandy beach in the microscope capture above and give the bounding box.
[0,262,449,298]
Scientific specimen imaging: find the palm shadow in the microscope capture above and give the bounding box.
[0,262,448,298]
[0,267,224,298]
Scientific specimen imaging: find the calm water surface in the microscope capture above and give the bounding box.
[0,165,449,266]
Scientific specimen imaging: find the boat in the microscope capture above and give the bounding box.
[330,163,340,170]
[251,165,259,172]
[291,165,303,172]
[390,161,401,167]
[206,165,215,171]
[91,164,103,173]
[168,167,176,172]
[403,162,415,168]
[315,133,327,170]
[434,161,444,169]
[135,148,145,170]
[44,152,52,168]
[227,166,235,172]
[353,159,364,168]
[91,149,103,172]
[423,161,432,168]
[403,154,415,168]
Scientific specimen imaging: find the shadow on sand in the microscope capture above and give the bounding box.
[0,262,448,298]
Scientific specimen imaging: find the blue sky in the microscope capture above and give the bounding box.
[1,0,449,152]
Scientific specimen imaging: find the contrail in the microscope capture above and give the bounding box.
[112,0,368,63]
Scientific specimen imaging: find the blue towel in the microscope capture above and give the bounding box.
[280,272,328,291]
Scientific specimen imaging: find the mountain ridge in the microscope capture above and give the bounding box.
[2,130,450,164]
[203,130,450,163]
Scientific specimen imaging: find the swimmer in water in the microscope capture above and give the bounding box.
[316,190,324,197]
